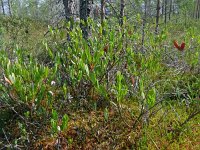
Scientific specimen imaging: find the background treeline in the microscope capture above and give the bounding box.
[1,0,200,23]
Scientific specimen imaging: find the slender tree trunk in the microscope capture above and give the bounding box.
[63,0,77,41]
[195,0,200,19]
[80,0,93,39]
[198,0,200,19]
[194,0,197,18]
[161,0,164,20]
[194,0,197,19]
[100,0,105,26]
[35,0,39,18]
[172,0,175,15]
[164,0,167,24]
[119,0,125,26]
[195,0,198,19]
[155,0,160,34]
[1,0,5,15]
[141,0,149,124]
[199,0,200,19]
[7,0,11,16]
[147,0,151,17]
[63,0,75,22]
[141,0,147,50]
[169,0,172,21]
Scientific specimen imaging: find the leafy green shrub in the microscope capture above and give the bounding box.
[0,18,199,149]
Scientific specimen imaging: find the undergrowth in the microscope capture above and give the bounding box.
[0,16,199,149]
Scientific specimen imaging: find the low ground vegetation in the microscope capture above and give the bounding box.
[0,16,199,149]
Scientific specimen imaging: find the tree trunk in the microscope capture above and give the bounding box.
[1,0,5,15]
[8,0,12,16]
[80,0,93,39]
[141,0,147,50]
[146,0,151,17]
[164,0,167,24]
[198,0,200,19]
[155,0,160,34]
[194,0,200,19]
[141,0,149,124]
[100,0,105,26]
[169,0,172,21]
[63,0,75,22]
[161,1,164,19]
[119,0,125,26]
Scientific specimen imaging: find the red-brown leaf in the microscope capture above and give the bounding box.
[131,76,135,86]
[180,42,185,50]
[173,40,181,50]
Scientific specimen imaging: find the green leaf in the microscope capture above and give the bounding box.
[9,73,16,84]
[147,87,156,107]
[61,114,69,131]
[84,64,89,76]
[52,109,58,120]
[139,78,144,93]
[78,70,83,81]
[50,119,57,133]
[99,85,107,97]
[141,91,145,100]
[48,25,54,35]
[85,46,92,62]
[90,72,96,84]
